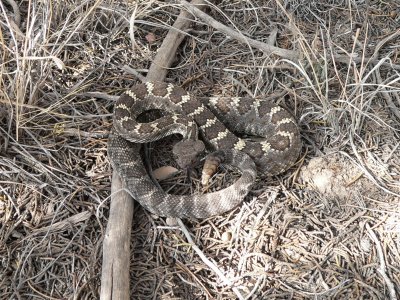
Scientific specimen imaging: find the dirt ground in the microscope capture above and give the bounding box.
[1,0,400,299]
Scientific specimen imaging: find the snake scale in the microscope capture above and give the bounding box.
[108,81,301,218]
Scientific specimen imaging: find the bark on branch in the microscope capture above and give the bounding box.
[100,1,207,299]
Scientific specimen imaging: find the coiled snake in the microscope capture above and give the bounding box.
[108,81,301,218]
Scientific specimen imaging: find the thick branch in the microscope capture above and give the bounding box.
[100,173,134,300]
[100,1,207,299]
[147,1,208,81]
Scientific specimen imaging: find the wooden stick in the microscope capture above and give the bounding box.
[333,54,400,71]
[100,1,207,299]
[180,0,299,61]
[146,1,208,81]
[100,173,134,300]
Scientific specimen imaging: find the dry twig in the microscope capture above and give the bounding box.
[180,0,299,61]
[366,223,397,300]
[177,219,246,300]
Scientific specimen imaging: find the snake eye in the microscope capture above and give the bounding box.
[194,140,205,153]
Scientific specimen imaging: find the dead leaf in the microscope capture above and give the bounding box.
[145,32,156,44]
[152,166,178,181]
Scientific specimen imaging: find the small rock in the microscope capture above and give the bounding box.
[221,231,232,242]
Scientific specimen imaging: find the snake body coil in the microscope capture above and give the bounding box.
[108,81,301,218]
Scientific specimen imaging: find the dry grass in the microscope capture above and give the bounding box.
[1,0,400,299]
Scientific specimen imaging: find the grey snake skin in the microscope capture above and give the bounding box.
[108,81,301,218]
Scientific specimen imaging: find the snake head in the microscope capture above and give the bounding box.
[172,139,205,169]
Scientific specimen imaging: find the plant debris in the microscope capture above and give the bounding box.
[1,0,399,299]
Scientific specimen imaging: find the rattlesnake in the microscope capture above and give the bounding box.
[108,81,301,218]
